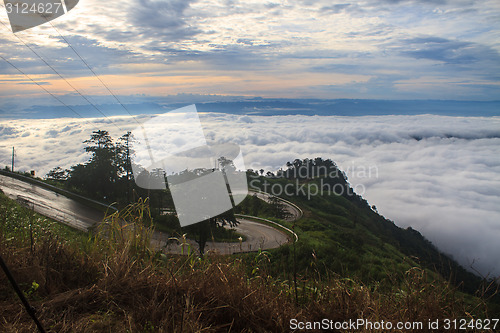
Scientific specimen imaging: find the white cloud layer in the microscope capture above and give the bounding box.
[1,113,499,276]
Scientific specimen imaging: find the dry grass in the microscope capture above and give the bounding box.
[0,199,495,332]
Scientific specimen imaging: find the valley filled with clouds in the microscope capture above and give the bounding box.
[1,112,499,276]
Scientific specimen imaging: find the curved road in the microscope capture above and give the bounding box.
[248,190,303,221]
[158,218,290,255]
[0,174,104,231]
[0,174,299,254]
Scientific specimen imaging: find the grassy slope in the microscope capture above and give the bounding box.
[239,175,499,305]
[1,182,499,331]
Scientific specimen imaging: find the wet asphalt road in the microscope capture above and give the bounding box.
[158,218,290,255]
[0,174,104,231]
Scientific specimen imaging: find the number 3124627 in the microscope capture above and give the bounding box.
[5,2,63,15]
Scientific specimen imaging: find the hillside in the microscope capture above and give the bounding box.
[0,157,499,332]
[239,159,481,292]
[237,159,497,296]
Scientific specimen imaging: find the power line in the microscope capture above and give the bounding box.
[48,21,141,125]
[0,17,123,132]
[1,11,155,161]
[0,54,100,131]
[46,21,156,162]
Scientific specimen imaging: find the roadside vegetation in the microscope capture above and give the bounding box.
[1,186,499,331]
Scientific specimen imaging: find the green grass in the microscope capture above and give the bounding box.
[1,191,498,332]
[0,190,89,250]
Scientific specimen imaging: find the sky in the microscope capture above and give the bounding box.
[0,0,499,103]
[0,1,499,277]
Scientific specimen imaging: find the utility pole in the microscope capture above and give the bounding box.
[11,147,14,172]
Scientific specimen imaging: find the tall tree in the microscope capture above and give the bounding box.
[83,130,114,152]
[182,156,240,255]
[269,195,290,219]
[116,132,134,202]
[82,130,116,200]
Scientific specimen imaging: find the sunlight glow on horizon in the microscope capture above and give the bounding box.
[0,0,498,103]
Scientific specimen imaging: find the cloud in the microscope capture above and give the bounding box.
[17,81,51,85]
[320,3,352,14]
[61,125,73,132]
[238,115,254,123]
[128,0,201,41]
[45,129,61,138]
[374,0,447,4]
[399,37,500,67]
[0,125,18,137]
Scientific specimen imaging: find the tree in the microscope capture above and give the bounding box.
[83,130,116,200]
[116,132,134,202]
[46,166,69,181]
[184,209,238,256]
[83,130,114,152]
[64,130,117,201]
[181,156,240,255]
[116,132,134,178]
[251,193,262,215]
[269,196,290,219]
[188,210,238,256]
[67,163,89,191]
[218,156,236,172]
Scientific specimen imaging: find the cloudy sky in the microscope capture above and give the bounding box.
[0,0,499,102]
[0,1,499,277]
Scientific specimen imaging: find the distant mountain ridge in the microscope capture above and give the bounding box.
[3,98,499,119]
[196,99,500,117]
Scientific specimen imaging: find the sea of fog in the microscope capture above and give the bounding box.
[1,112,499,277]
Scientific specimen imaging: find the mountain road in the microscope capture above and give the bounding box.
[0,174,299,254]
